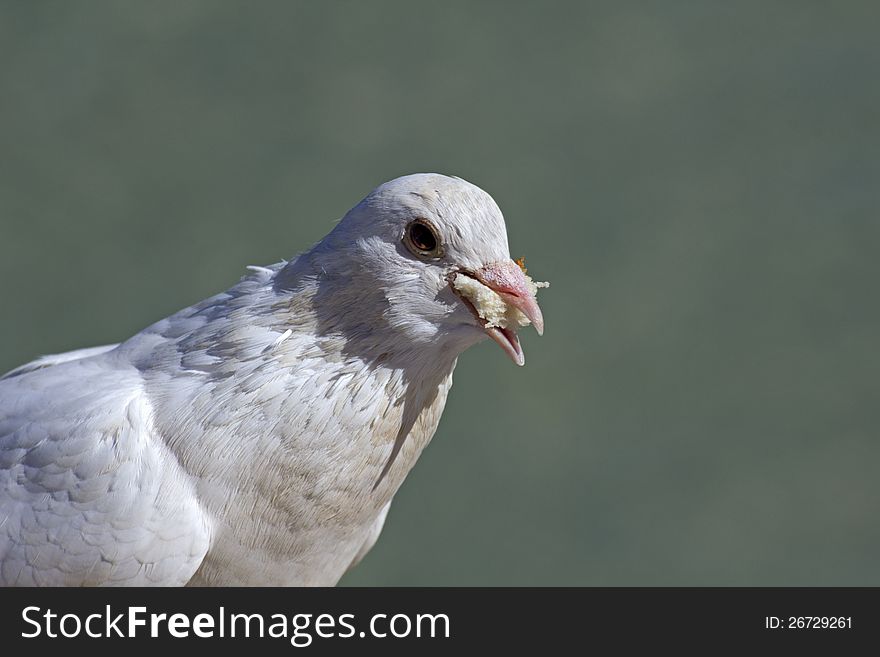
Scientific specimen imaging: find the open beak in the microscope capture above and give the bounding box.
[455,260,545,366]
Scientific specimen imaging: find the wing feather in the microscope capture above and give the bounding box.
[0,353,211,586]
[1,344,119,380]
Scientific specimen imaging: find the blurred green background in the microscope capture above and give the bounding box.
[1,1,878,585]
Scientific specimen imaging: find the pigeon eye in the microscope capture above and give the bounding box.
[403,219,443,259]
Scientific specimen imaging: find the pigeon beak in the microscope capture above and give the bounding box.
[472,260,545,366]
[484,325,526,366]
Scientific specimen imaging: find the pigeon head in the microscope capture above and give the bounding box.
[289,173,544,366]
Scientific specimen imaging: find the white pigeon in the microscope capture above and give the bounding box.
[0,173,545,586]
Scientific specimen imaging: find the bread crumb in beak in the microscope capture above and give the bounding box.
[453,272,549,330]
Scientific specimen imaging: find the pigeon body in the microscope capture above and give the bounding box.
[0,174,544,586]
